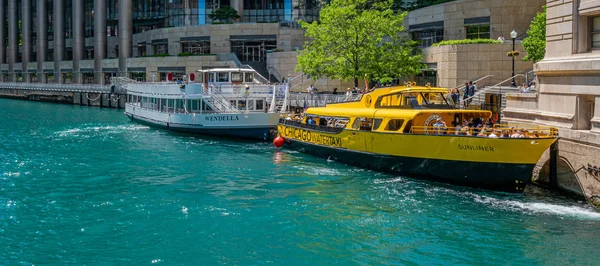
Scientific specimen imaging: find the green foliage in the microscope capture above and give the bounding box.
[522,6,546,63]
[152,53,171,57]
[296,0,424,86]
[432,39,503,46]
[209,6,241,23]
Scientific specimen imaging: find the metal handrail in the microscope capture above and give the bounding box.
[409,125,557,137]
[460,74,525,105]
[202,85,241,114]
[0,82,111,93]
[230,53,271,84]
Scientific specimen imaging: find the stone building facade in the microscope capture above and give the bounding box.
[0,0,311,84]
[409,0,545,88]
[503,0,600,201]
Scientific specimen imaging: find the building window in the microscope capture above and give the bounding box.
[153,43,169,55]
[593,16,600,49]
[231,39,277,62]
[466,24,490,39]
[181,40,210,54]
[412,30,444,48]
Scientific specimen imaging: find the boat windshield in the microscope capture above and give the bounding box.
[375,91,452,109]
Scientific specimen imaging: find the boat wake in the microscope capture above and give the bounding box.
[54,124,150,138]
[469,193,600,220]
[374,176,600,220]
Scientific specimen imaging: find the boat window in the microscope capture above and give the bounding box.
[217,72,229,82]
[333,118,349,128]
[247,100,255,110]
[209,72,216,82]
[237,100,247,110]
[352,118,361,129]
[230,100,236,108]
[385,119,405,131]
[160,99,166,112]
[231,72,243,82]
[352,117,373,131]
[372,118,383,130]
[244,72,254,83]
[403,120,413,133]
[256,99,264,110]
[168,99,175,112]
[375,92,451,109]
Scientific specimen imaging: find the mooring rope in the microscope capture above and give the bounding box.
[111,94,120,102]
[86,93,102,101]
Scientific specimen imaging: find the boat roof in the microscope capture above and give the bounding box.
[306,107,490,119]
[386,86,449,94]
[305,84,491,119]
[197,68,256,73]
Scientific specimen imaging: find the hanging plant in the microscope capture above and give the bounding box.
[507,50,520,57]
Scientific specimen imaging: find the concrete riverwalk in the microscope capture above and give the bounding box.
[0,82,126,109]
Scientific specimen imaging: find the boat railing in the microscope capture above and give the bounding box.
[493,124,559,136]
[409,125,558,137]
[203,85,242,114]
[204,84,286,99]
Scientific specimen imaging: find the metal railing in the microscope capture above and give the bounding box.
[409,125,558,137]
[458,74,526,108]
[202,85,241,113]
[288,92,363,108]
[0,82,111,93]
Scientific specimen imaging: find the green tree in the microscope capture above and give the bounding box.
[522,6,546,63]
[296,0,424,87]
[208,6,241,23]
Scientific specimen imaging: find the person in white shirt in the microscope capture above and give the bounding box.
[498,34,505,41]
[488,130,499,138]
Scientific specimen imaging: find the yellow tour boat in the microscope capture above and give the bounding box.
[276,83,558,192]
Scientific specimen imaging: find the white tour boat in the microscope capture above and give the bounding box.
[124,68,288,140]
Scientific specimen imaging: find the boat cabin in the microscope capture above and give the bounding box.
[281,84,556,138]
[198,68,258,86]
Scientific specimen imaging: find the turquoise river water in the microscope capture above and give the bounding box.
[1,98,600,265]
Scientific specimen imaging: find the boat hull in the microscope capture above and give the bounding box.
[125,104,280,140]
[285,138,533,192]
[277,122,557,192]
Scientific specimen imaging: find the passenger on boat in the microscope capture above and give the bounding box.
[488,129,499,138]
[307,117,316,125]
[359,118,372,130]
[318,117,328,126]
[510,130,524,138]
[285,114,293,120]
[433,118,447,135]
[458,126,471,136]
[476,129,487,137]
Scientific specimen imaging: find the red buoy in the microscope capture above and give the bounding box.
[273,136,285,148]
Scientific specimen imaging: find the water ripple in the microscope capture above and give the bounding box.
[0,99,599,265]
